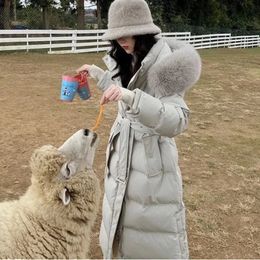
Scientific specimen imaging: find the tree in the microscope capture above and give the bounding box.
[0,0,11,28]
[77,0,84,29]
[30,0,54,28]
[148,0,165,30]
[0,0,4,28]
[87,0,112,28]
[4,0,259,33]
[96,0,101,28]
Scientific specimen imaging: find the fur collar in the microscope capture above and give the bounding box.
[102,38,201,96]
[148,38,202,97]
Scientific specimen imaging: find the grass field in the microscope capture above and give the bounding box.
[0,47,259,258]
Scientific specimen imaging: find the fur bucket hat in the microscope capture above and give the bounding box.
[102,0,161,41]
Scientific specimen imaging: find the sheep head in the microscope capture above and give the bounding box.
[29,129,100,214]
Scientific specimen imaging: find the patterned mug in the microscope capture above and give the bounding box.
[60,74,78,101]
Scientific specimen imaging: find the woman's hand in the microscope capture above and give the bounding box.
[77,64,105,82]
[100,84,135,106]
[100,84,122,105]
[76,64,91,75]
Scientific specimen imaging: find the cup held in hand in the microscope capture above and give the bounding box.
[60,75,78,101]
[75,73,91,100]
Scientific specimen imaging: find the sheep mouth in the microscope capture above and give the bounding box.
[90,132,98,147]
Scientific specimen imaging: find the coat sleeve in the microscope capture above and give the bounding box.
[96,69,122,92]
[126,88,189,137]
[96,70,114,91]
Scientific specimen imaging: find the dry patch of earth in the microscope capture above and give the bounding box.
[0,47,259,258]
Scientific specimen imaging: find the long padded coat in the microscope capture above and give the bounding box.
[96,38,201,259]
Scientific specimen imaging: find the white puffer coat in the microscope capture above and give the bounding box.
[97,38,201,259]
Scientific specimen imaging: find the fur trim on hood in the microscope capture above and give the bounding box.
[148,38,202,96]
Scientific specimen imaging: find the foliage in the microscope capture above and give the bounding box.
[16,5,77,29]
[1,0,260,33]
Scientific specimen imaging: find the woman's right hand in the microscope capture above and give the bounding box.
[76,64,91,75]
[76,64,105,83]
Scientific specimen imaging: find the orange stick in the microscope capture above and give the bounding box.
[91,105,104,131]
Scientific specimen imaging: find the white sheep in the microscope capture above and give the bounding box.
[0,129,101,259]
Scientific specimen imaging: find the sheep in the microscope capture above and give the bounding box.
[0,129,101,259]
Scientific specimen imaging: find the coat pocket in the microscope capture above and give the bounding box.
[143,135,163,177]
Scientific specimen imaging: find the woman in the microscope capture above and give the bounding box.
[77,0,201,258]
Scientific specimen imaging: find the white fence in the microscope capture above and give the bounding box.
[0,29,259,54]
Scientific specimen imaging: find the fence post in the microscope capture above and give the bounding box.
[225,34,230,48]
[97,31,99,53]
[72,30,77,52]
[26,30,29,53]
[228,34,231,48]
[49,29,52,53]
[188,32,191,43]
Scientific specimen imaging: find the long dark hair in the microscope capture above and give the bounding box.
[109,34,157,88]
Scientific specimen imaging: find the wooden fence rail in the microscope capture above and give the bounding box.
[0,29,259,54]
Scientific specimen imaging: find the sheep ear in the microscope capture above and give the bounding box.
[59,188,71,206]
[60,161,77,179]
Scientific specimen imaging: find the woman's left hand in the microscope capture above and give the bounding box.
[100,84,122,105]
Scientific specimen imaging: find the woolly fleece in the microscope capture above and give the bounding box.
[0,143,100,259]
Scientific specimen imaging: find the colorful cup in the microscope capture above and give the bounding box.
[75,73,91,100]
[60,75,78,101]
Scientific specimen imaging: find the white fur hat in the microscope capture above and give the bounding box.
[102,0,161,41]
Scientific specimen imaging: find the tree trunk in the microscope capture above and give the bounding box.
[97,0,102,28]
[0,0,4,28]
[3,0,11,29]
[13,0,16,22]
[77,0,85,29]
[42,6,49,29]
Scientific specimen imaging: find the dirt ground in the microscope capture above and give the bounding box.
[0,47,259,259]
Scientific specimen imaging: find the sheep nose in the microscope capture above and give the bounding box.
[84,129,89,136]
